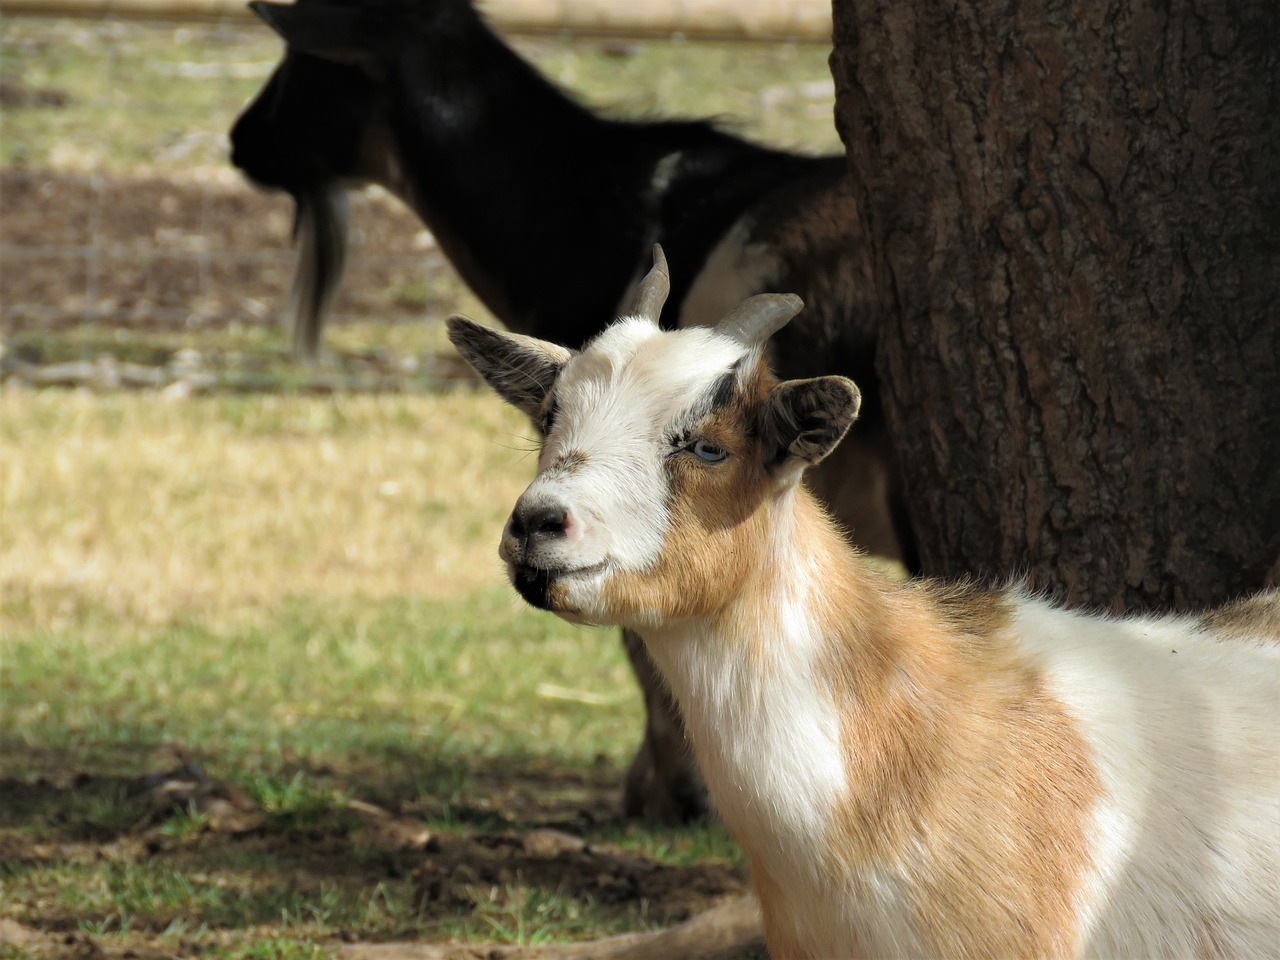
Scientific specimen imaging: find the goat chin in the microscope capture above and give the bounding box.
[288,185,349,360]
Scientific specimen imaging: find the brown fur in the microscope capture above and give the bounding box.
[1196,916,1230,960]
[1200,591,1280,643]
[547,449,588,473]
[600,366,779,623]
[729,496,1099,958]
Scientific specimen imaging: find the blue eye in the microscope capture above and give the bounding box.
[691,439,728,463]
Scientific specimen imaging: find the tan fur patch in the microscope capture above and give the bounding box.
[547,449,588,473]
[748,854,851,960]
[1200,589,1280,644]
[816,571,1101,958]
[1195,915,1229,960]
[600,364,777,624]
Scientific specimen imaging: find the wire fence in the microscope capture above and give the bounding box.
[0,3,839,386]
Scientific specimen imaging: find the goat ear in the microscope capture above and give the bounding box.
[250,1,379,64]
[447,316,573,421]
[760,376,861,479]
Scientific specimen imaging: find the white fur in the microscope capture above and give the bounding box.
[482,317,1280,958]
[1013,596,1280,957]
[642,499,930,959]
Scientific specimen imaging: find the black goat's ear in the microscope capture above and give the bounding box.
[250,1,380,64]
[447,316,573,422]
[760,376,861,482]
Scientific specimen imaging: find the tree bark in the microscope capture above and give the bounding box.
[831,0,1280,611]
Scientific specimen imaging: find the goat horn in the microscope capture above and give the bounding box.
[631,244,670,323]
[715,293,804,345]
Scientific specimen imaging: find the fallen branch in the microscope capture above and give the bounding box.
[336,894,763,960]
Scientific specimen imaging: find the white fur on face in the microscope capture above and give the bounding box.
[509,318,750,623]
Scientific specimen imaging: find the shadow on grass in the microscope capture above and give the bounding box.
[0,741,743,959]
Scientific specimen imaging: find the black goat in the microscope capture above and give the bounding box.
[230,0,913,824]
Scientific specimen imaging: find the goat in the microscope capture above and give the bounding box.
[448,247,1280,959]
[230,0,909,822]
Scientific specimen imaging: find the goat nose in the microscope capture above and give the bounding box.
[511,502,571,543]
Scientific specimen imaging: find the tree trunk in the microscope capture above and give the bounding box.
[830,0,1280,611]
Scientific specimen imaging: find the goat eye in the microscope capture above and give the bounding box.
[691,439,728,463]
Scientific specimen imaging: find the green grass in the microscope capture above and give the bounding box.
[1,590,635,785]
[0,18,280,172]
[0,390,740,958]
[0,575,732,955]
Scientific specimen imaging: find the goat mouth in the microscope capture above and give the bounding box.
[510,562,605,611]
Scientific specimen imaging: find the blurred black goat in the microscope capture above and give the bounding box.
[230,0,913,824]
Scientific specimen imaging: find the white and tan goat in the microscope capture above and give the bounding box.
[448,249,1280,959]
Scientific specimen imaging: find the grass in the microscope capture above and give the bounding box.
[0,388,646,774]
[0,384,744,957]
[3,590,639,781]
[0,388,534,624]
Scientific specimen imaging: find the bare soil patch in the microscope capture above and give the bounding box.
[1,167,453,334]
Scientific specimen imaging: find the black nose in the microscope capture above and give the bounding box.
[511,503,569,543]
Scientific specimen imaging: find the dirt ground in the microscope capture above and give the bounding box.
[0,166,456,336]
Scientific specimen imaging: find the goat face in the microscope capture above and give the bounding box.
[229,0,397,194]
[449,250,861,630]
[230,0,483,192]
[230,50,379,195]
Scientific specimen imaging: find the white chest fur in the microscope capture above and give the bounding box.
[643,610,892,958]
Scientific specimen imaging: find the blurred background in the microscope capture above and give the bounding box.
[1,0,841,389]
[1,2,837,956]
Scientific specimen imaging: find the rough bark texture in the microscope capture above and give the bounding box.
[831,0,1280,611]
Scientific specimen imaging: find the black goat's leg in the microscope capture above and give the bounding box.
[620,629,708,824]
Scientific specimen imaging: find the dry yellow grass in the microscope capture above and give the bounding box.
[0,383,539,631]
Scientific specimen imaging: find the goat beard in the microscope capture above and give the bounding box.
[287,185,349,359]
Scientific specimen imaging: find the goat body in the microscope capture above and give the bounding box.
[449,252,1280,958]
[228,0,870,369]
[647,501,1280,958]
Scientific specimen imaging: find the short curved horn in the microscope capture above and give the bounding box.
[631,244,670,323]
[715,293,804,345]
